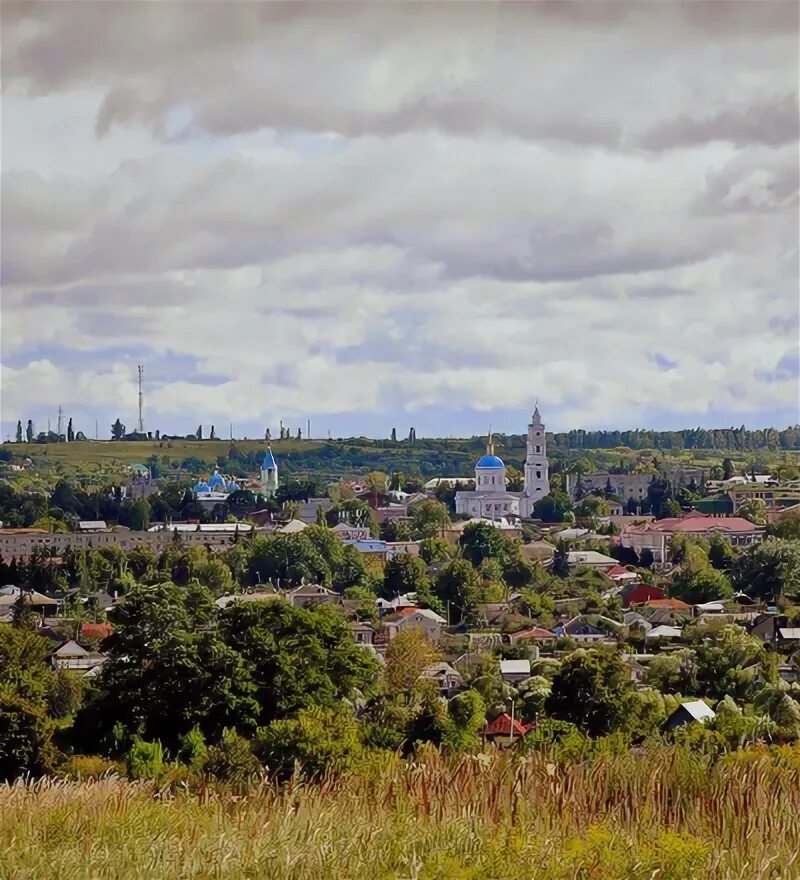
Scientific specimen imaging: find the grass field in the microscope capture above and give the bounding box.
[2,747,800,880]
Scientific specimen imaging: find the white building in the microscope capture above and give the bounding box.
[455,407,549,519]
[260,447,279,498]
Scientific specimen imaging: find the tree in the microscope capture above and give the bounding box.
[732,538,800,601]
[551,540,571,578]
[26,420,34,443]
[210,425,216,440]
[767,514,800,540]
[247,534,330,587]
[410,499,451,538]
[459,521,506,567]
[127,500,151,531]
[645,649,698,694]
[257,706,363,780]
[670,564,733,604]
[574,494,610,518]
[737,499,767,525]
[382,554,430,599]
[196,425,203,440]
[111,419,126,441]
[707,533,738,570]
[646,477,673,519]
[434,559,481,622]
[219,601,379,725]
[722,458,736,480]
[15,421,23,443]
[545,647,634,737]
[418,537,452,565]
[440,689,486,751]
[73,583,259,752]
[391,428,397,444]
[533,491,573,523]
[67,418,74,442]
[0,689,55,781]
[384,627,440,693]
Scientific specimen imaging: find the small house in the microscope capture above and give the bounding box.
[419,662,463,697]
[663,700,715,732]
[499,659,531,683]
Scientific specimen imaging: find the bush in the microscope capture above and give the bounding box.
[126,738,165,780]
[202,730,261,786]
[61,755,124,779]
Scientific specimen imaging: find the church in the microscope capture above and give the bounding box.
[454,407,549,520]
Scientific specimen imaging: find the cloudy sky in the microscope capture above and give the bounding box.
[2,1,798,441]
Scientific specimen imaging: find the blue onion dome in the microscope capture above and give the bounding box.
[262,448,276,469]
[476,454,505,469]
[194,481,211,493]
[226,480,240,492]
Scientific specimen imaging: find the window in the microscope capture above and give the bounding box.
[491,476,495,485]
[536,471,541,479]
[535,445,541,453]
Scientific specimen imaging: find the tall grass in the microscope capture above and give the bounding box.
[2,746,799,879]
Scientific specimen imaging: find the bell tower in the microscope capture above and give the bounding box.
[522,405,549,514]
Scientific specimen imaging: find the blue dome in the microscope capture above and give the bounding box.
[194,481,210,493]
[226,481,240,492]
[476,454,505,469]
[208,471,226,489]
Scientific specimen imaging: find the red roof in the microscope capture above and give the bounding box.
[81,622,113,640]
[484,713,531,737]
[643,598,691,610]
[627,514,760,535]
[510,626,556,641]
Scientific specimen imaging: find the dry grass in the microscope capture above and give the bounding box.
[2,746,800,880]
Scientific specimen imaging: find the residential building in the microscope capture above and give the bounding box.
[663,700,715,732]
[286,584,339,608]
[566,550,619,571]
[483,713,532,746]
[348,621,376,646]
[418,662,463,697]
[381,607,446,643]
[507,626,557,646]
[50,640,107,673]
[499,659,531,683]
[621,513,764,564]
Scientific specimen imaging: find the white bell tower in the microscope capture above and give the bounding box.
[522,405,549,515]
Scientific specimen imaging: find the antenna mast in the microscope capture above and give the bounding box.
[57,405,63,439]
[137,365,144,432]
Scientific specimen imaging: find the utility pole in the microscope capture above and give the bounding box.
[307,419,311,440]
[95,419,99,440]
[57,405,63,439]
[137,365,144,433]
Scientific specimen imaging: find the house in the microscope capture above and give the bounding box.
[332,522,372,542]
[663,700,716,732]
[382,607,446,643]
[777,627,800,645]
[483,713,532,746]
[621,583,665,607]
[621,513,764,564]
[80,622,113,642]
[566,550,619,572]
[558,614,621,643]
[499,659,531,683]
[623,611,653,635]
[621,655,649,684]
[419,662,463,697]
[605,565,641,585]
[348,621,376,646]
[286,584,339,608]
[748,612,786,642]
[0,586,60,617]
[50,640,107,673]
[507,626,557,646]
[215,589,280,609]
[645,624,683,641]
[77,520,109,532]
[275,519,308,535]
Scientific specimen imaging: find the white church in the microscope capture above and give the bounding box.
[455,407,549,520]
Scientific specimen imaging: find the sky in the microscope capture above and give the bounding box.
[1,1,798,442]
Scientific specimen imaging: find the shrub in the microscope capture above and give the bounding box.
[202,730,261,786]
[126,737,164,780]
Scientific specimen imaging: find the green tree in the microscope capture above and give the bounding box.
[440,689,486,751]
[67,418,75,442]
[257,706,363,780]
[127,499,151,531]
[737,499,767,525]
[247,534,330,587]
[722,458,736,480]
[707,533,738,570]
[410,499,451,538]
[382,554,430,600]
[551,540,571,578]
[15,421,23,443]
[219,600,378,725]
[459,520,506,567]
[533,491,573,523]
[418,537,452,565]
[574,494,609,518]
[732,538,800,601]
[434,559,481,622]
[74,583,259,752]
[0,689,55,781]
[767,514,800,540]
[26,420,33,442]
[384,627,440,694]
[545,648,634,737]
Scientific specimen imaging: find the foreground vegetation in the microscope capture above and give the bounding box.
[3,746,800,880]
